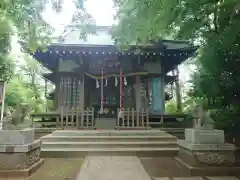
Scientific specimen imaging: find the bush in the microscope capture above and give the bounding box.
[211,107,240,135]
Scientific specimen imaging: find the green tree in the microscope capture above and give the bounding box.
[113,0,240,136]
[113,0,240,107]
[0,0,95,114]
[0,0,94,81]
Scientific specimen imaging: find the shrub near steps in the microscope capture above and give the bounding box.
[40,130,179,158]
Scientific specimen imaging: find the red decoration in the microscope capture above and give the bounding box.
[120,67,123,110]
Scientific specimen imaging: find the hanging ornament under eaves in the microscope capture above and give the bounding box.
[96,79,100,88]
[115,77,118,87]
[124,77,127,86]
[105,78,108,87]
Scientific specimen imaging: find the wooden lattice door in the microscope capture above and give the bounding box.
[60,75,82,109]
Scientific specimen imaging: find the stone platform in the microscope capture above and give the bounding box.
[0,128,44,178]
[41,130,178,158]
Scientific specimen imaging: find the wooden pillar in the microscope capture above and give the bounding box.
[135,55,141,111]
[79,75,85,110]
[135,76,141,111]
[54,57,61,111]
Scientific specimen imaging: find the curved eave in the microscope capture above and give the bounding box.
[30,44,197,72]
[163,47,197,73]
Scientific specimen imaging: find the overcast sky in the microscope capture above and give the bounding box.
[43,0,116,34]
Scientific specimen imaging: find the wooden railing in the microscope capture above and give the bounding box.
[60,106,94,129]
[116,108,149,129]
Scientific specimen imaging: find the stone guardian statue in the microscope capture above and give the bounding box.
[191,104,215,130]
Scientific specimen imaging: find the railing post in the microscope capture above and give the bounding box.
[81,108,84,127]
[132,108,134,128]
[71,107,74,127]
[60,106,64,128]
[76,107,79,129]
[91,107,94,128]
[136,108,139,128]
[117,108,119,128]
[66,106,69,128]
[122,108,125,127]
[56,116,60,127]
[127,108,130,128]
[146,109,149,128]
[86,107,89,128]
[160,115,164,124]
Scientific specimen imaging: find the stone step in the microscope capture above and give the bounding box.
[40,147,179,158]
[42,141,177,149]
[51,130,170,137]
[41,134,177,142]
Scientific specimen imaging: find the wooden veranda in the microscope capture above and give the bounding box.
[31,107,150,129]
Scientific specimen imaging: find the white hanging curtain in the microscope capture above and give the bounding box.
[96,79,100,88]
[105,78,108,87]
[115,76,118,87]
[124,76,127,86]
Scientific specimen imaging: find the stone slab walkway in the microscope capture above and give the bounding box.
[76,156,151,180]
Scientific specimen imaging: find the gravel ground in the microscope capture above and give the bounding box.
[140,157,190,178]
[27,158,84,180]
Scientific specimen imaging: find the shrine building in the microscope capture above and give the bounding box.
[30,26,197,129]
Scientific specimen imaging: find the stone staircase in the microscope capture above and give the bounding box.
[40,130,178,158]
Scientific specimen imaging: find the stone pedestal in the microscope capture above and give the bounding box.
[0,128,44,178]
[176,128,240,176]
[185,128,225,144]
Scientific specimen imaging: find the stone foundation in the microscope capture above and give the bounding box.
[176,128,240,176]
[178,146,235,167]
[0,129,44,178]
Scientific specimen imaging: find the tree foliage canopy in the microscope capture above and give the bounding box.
[113,0,240,108]
[0,0,94,114]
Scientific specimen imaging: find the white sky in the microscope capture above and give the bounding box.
[43,0,116,34]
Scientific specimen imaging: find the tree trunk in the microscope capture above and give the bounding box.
[173,68,182,112]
